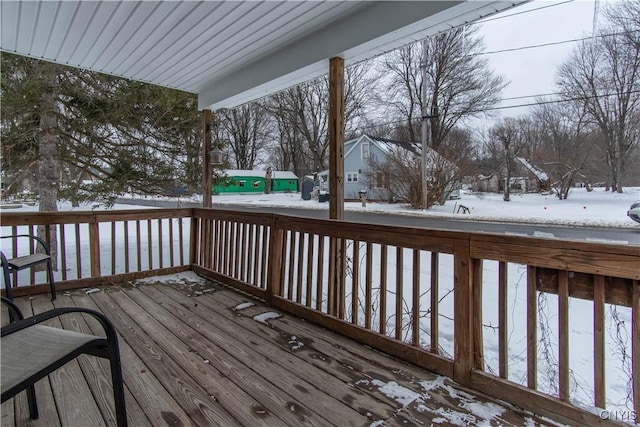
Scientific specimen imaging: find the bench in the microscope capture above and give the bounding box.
[1,296,127,426]
[1,234,56,300]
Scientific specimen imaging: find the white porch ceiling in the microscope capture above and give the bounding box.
[1,1,526,111]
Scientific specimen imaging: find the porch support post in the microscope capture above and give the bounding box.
[328,57,344,220]
[328,57,345,317]
[202,109,213,208]
[453,239,474,386]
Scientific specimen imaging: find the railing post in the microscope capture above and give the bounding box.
[633,280,639,418]
[453,238,473,385]
[527,265,538,390]
[88,220,101,277]
[328,237,346,318]
[267,217,284,304]
[473,258,484,370]
[189,210,198,267]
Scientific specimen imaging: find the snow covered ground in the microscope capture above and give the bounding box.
[6,186,638,230]
[116,186,640,229]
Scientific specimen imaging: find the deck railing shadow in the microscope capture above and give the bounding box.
[2,207,638,425]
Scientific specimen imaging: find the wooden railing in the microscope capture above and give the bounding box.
[0,209,192,296]
[468,236,639,425]
[193,208,639,426]
[2,207,638,425]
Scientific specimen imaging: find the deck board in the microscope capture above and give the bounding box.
[131,285,342,427]
[91,289,242,427]
[143,284,394,424]
[52,293,153,427]
[109,286,309,427]
[2,276,558,426]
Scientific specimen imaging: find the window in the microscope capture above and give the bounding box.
[347,172,358,183]
[238,180,246,187]
[252,181,260,188]
[361,142,370,160]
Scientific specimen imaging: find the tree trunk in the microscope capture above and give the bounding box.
[37,63,59,270]
[503,174,511,202]
[615,154,624,193]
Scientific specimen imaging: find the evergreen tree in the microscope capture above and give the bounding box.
[1,53,204,206]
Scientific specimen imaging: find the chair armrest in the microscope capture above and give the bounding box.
[1,306,118,345]
[1,296,24,321]
[1,234,52,256]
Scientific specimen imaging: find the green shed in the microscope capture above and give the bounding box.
[271,171,299,193]
[214,170,297,194]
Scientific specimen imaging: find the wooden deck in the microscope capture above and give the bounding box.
[2,274,559,427]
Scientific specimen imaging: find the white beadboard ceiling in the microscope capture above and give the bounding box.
[1,1,526,110]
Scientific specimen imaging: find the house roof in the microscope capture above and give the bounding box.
[272,171,298,180]
[344,134,435,159]
[0,1,526,110]
[516,157,549,181]
[316,134,450,178]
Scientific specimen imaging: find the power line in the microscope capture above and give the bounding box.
[477,31,638,57]
[357,89,640,131]
[499,86,639,103]
[479,89,640,113]
[355,0,581,71]
[481,36,592,56]
[477,0,575,24]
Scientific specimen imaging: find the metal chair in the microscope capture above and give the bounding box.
[1,234,56,300]
[0,297,127,426]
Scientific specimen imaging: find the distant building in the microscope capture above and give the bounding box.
[317,134,446,201]
[515,157,550,193]
[474,158,550,193]
[214,170,298,194]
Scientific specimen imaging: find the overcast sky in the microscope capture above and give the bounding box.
[476,0,602,120]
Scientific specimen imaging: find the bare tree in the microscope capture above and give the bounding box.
[365,145,425,208]
[486,118,528,202]
[378,46,423,143]
[430,128,477,204]
[218,103,270,170]
[364,128,475,208]
[605,0,640,48]
[267,62,377,176]
[556,2,640,193]
[531,101,596,199]
[378,26,507,149]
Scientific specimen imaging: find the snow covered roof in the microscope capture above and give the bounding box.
[516,158,549,181]
[224,170,297,179]
[343,134,443,163]
[272,171,298,180]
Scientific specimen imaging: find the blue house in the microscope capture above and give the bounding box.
[318,134,432,201]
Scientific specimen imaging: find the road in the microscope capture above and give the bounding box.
[212,205,640,246]
[115,198,640,246]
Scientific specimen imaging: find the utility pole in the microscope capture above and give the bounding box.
[421,38,428,210]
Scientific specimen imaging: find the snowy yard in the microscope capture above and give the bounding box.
[115,186,640,229]
[5,186,639,229]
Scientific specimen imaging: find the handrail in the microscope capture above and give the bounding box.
[0,209,193,294]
